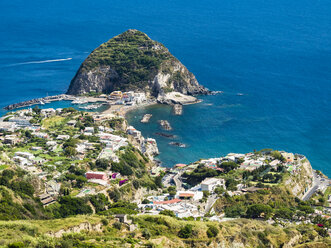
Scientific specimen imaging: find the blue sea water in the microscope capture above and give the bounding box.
[0,0,330,176]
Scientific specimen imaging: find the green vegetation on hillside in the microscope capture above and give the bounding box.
[0,169,47,220]
[2,214,329,248]
[76,30,173,92]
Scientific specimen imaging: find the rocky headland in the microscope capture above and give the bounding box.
[67,29,210,98]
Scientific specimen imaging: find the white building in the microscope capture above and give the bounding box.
[41,108,56,117]
[13,156,30,166]
[46,141,57,146]
[14,151,35,160]
[84,127,94,133]
[134,92,146,104]
[176,191,203,201]
[8,116,32,127]
[201,178,225,192]
[67,120,77,126]
[33,132,49,139]
[57,135,70,140]
[0,122,17,132]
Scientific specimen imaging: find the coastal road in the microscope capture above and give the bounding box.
[205,195,218,214]
[173,172,184,191]
[303,185,319,201]
[302,171,319,201]
[302,171,330,201]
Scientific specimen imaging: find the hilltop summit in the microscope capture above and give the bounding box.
[67,29,209,96]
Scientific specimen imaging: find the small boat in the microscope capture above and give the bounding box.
[210,91,223,95]
[169,142,186,148]
[79,103,104,110]
[237,93,244,96]
[72,99,89,104]
[155,132,176,139]
[39,100,45,105]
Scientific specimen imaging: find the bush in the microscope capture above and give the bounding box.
[101,218,109,226]
[178,224,193,239]
[160,210,176,218]
[246,204,273,219]
[54,196,93,218]
[206,225,219,238]
[225,204,246,218]
[142,228,151,240]
[297,205,314,214]
[113,222,122,230]
[108,188,121,202]
[8,242,25,248]
[274,207,294,220]
[219,161,239,173]
[95,159,110,170]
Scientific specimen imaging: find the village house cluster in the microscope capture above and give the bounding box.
[0,104,330,236]
[107,91,147,105]
[0,106,158,207]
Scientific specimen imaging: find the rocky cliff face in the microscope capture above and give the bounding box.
[67,29,209,96]
[284,157,314,198]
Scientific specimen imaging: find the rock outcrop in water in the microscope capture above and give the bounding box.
[67,29,209,97]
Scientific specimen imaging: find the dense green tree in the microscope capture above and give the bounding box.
[274,208,294,219]
[225,178,238,191]
[206,225,219,238]
[178,224,193,239]
[56,196,92,218]
[219,161,239,173]
[64,147,77,157]
[225,204,246,218]
[95,159,110,170]
[108,188,121,202]
[246,204,273,219]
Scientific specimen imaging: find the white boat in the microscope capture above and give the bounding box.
[72,99,89,104]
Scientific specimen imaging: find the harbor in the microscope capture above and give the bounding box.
[79,103,107,110]
[3,94,76,110]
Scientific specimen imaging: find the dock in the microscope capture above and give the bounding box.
[173,104,183,115]
[141,114,152,123]
[3,94,76,110]
[159,120,172,130]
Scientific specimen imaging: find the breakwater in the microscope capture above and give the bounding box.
[4,94,76,110]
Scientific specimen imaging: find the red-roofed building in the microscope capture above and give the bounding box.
[178,193,194,199]
[153,199,182,205]
[85,171,108,181]
[175,164,186,168]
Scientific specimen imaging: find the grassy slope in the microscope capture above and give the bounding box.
[0,214,305,248]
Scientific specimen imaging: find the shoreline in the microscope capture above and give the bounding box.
[2,93,331,179]
[98,100,158,118]
[2,94,110,111]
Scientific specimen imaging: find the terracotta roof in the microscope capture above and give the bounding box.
[153,199,181,204]
[179,193,194,198]
[175,164,186,167]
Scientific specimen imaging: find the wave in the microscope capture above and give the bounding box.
[7,58,72,66]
